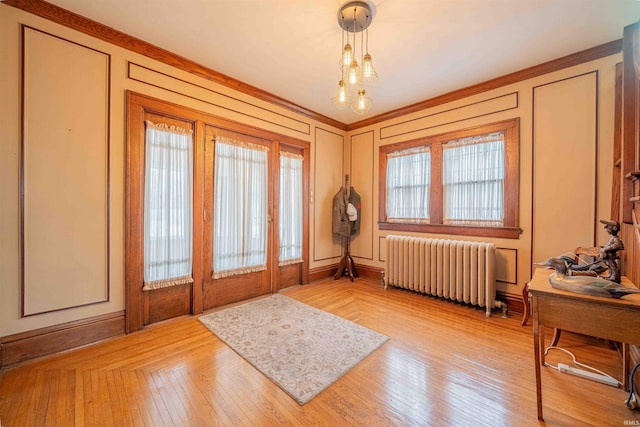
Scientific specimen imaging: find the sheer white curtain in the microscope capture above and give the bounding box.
[213,137,268,278]
[279,152,303,265]
[386,146,430,223]
[143,120,193,290]
[442,132,504,226]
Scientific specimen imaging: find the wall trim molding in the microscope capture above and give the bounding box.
[495,247,518,285]
[309,263,524,315]
[347,40,621,130]
[356,264,384,281]
[312,127,344,262]
[496,290,524,315]
[530,71,599,271]
[128,62,311,136]
[379,92,519,141]
[20,25,112,317]
[3,0,346,131]
[349,130,375,261]
[308,265,337,282]
[0,311,125,368]
[4,1,620,133]
[309,263,383,283]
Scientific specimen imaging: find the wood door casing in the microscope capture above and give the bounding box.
[125,97,203,332]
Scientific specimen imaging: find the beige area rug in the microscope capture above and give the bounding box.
[198,294,388,404]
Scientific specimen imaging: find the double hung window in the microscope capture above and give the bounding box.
[379,118,519,238]
[442,132,505,226]
[386,146,431,223]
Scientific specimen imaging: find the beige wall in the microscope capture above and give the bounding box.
[312,128,344,265]
[532,73,598,263]
[22,27,110,316]
[0,4,620,337]
[346,55,618,296]
[0,5,342,336]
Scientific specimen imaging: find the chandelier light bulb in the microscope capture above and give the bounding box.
[347,59,360,86]
[352,88,372,114]
[341,43,353,71]
[361,53,378,84]
[331,80,351,110]
[331,80,351,109]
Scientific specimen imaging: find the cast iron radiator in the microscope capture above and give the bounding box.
[384,235,498,317]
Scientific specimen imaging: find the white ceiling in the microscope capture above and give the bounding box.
[45,0,640,125]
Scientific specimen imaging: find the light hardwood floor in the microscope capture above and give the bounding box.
[1,277,639,426]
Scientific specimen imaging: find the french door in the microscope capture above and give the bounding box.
[125,92,309,331]
[201,126,310,310]
[202,126,273,309]
[275,143,309,290]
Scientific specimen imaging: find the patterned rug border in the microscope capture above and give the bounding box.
[198,294,389,404]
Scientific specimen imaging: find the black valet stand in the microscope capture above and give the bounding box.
[334,174,359,281]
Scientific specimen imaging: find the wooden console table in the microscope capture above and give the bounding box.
[528,268,640,420]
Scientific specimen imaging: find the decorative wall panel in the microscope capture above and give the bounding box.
[350,131,374,260]
[22,27,110,315]
[314,128,344,261]
[496,248,517,284]
[532,72,597,264]
[128,63,310,135]
[380,92,518,140]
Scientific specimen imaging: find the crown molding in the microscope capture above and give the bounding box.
[4,0,347,131]
[4,0,622,134]
[346,39,622,131]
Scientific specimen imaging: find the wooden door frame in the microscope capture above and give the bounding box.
[125,91,310,333]
[125,92,204,333]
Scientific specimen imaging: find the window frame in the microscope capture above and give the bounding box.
[379,118,520,239]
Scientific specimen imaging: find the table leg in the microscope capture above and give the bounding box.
[533,296,544,421]
[521,282,530,326]
[623,343,629,391]
[550,329,562,347]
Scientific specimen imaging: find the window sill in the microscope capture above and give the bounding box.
[378,222,521,239]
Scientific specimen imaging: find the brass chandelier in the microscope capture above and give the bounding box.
[331,1,378,114]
